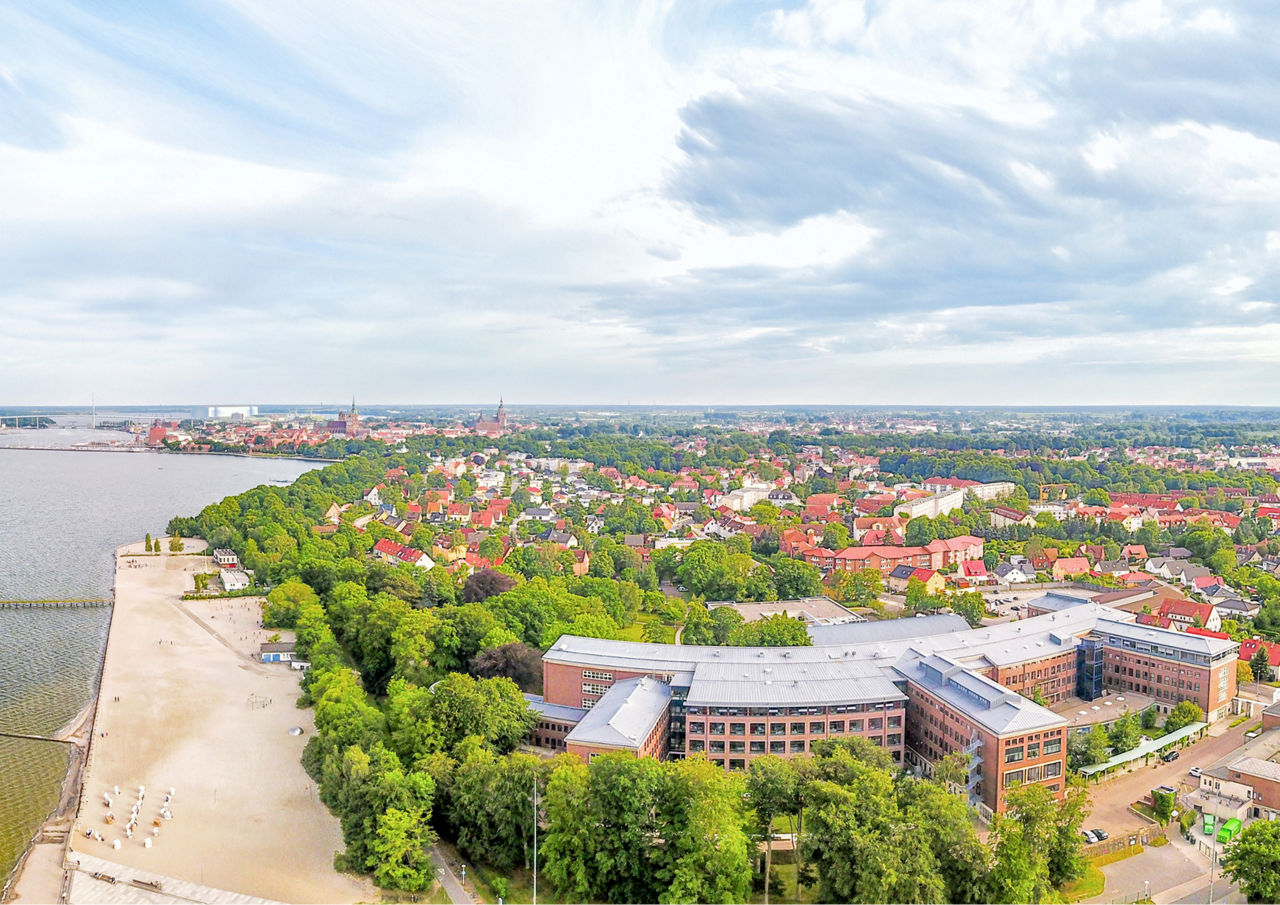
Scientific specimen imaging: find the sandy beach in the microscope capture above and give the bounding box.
[12,539,376,905]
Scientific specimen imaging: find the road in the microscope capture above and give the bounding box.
[431,845,474,904]
[1085,722,1251,836]
[1083,825,1243,904]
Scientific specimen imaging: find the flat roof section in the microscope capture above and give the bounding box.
[1053,692,1157,730]
[523,693,587,724]
[685,660,907,709]
[808,613,968,645]
[708,596,865,625]
[565,676,671,750]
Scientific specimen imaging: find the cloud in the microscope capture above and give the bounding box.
[1,0,1280,405]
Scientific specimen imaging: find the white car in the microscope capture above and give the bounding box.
[1189,766,1202,779]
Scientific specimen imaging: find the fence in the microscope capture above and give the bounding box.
[1089,824,1166,859]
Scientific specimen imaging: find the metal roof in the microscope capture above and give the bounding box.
[564,677,671,750]
[808,613,968,645]
[1079,722,1209,776]
[685,660,906,708]
[894,651,1067,735]
[523,693,587,724]
[1094,619,1239,657]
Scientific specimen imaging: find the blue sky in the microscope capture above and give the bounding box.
[3,0,1279,406]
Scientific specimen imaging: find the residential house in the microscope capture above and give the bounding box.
[990,506,1035,529]
[1051,557,1091,580]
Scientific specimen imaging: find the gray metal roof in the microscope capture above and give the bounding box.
[1028,591,1091,612]
[523,693,587,724]
[564,677,671,750]
[894,651,1067,735]
[685,660,906,708]
[1095,618,1239,657]
[808,613,968,645]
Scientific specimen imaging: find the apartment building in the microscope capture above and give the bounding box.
[1094,619,1238,720]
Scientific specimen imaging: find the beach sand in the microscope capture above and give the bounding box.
[47,540,376,904]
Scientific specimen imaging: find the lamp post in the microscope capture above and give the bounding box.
[532,774,539,905]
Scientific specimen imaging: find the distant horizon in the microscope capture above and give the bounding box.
[8,402,1280,414]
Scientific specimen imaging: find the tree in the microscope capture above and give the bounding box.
[1151,787,1175,825]
[708,606,745,644]
[462,568,516,602]
[821,523,849,550]
[746,756,799,905]
[771,557,822,599]
[657,757,752,904]
[1239,660,1255,686]
[144,533,152,552]
[1222,818,1280,903]
[1083,488,1111,506]
[828,567,884,606]
[168,533,184,552]
[1251,645,1274,683]
[1163,700,1204,733]
[948,590,987,627]
[905,576,931,612]
[425,673,538,755]
[262,579,318,629]
[468,642,544,694]
[368,806,437,891]
[727,613,811,647]
[1109,711,1140,753]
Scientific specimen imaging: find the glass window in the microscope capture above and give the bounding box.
[1043,738,1062,755]
[1004,769,1025,788]
[729,759,745,771]
[730,723,745,736]
[809,721,825,734]
[730,741,745,753]
[1045,762,1062,779]
[790,740,806,754]
[770,723,786,736]
[689,739,705,752]
[1005,746,1024,764]
[850,720,864,732]
[750,741,765,754]
[829,720,845,733]
[770,741,786,754]
[791,722,806,735]
[750,723,766,736]
[709,741,725,754]
[869,718,883,730]
[888,715,902,728]
[887,733,901,746]
[688,722,704,735]
[1027,744,1040,759]
[710,722,725,735]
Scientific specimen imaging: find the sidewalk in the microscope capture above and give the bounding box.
[431,846,474,904]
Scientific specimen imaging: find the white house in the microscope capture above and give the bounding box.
[220,570,250,592]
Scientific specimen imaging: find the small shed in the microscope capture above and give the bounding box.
[259,641,296,663]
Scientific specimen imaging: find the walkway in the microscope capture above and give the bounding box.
[430,846,473,904]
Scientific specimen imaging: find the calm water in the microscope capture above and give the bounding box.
[0,443,321,883]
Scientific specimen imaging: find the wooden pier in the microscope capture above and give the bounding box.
[0,599,112,609]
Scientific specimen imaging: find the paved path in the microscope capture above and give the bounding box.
[430,846,474,904]
[1085,723,1251,835]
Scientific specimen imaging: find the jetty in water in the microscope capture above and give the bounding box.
[0,599,113,609]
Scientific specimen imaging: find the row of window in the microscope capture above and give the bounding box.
[689,735,903,756]
[699,750,906,771]
[1003,761,1063,787]
[1004,737,1062,763]
[686,717,900,736]
[685,702,899,717]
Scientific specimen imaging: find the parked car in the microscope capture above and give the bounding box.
[1162,749,1180,762]
[1189,766,1202,779]
[1081,830,1098,844]
[1246,729,1261,739]
[1091,828,1109,841]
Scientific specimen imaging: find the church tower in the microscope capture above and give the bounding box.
[348,397,360,435]
[496,398,507,428]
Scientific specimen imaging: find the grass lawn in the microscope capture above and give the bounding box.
[750,861,820,904]
[1060,863,1105,902]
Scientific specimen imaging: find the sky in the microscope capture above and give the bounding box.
[3,0,1280,407]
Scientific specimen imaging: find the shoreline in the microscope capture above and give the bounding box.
[17,539,376,904]
[1,699,97,904]
[0,447,341,464]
